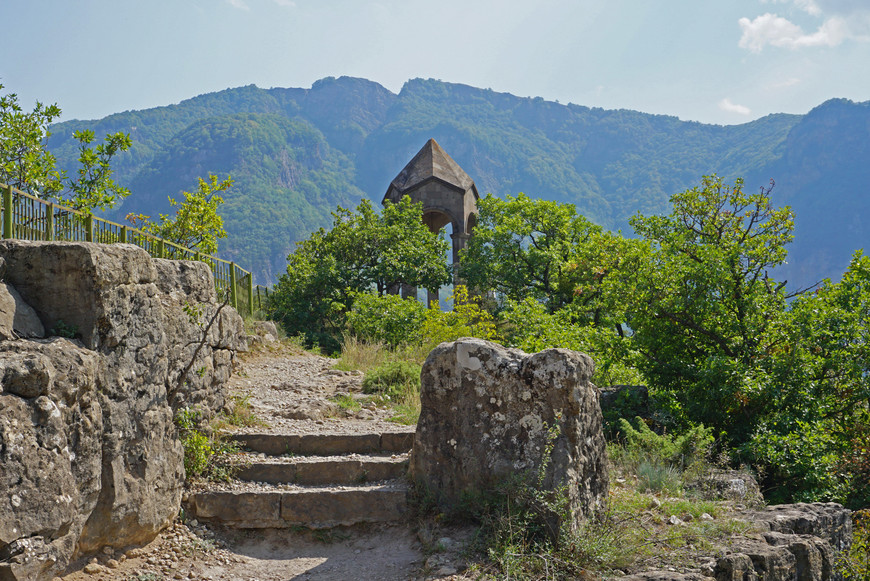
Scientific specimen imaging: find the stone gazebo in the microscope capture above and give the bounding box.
[382,139,478,306]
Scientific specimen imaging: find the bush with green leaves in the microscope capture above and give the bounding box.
[419,285,497,350]
[175,407,239,481]
[500,297,642,387]
[1,84,131,213]
[362,360,421,400]
[837,510,870,580]
[618,417,714,469]
[269,197,450,347]
[346,292,426,348]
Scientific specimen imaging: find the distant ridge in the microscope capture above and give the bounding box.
[44,77,869,287]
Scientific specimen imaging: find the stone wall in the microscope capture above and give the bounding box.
[0,241,245,580]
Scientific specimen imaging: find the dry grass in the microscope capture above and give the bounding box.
[335,335,427,425]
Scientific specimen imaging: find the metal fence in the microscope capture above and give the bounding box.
[1,183,256,317]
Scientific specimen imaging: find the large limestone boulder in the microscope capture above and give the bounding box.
[0,241,184,557]
[0,241,245,578]
[410,338,608,527]
[0,339,103,580]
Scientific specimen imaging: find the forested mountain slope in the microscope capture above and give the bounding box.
[45,77,868,287]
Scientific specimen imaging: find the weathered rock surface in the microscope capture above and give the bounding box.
[748,502,853,553]
[687,469,765,507]
[621,503,852,581]
[153,258,246,417]
[410,338,608,526]
[0,282,44,341]
[0,241,245,579]
[0,339,102,581]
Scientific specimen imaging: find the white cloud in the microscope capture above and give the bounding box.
[272,0,296,7]
[739,13,849,51]
[719,98,752,115]
[226,0,250,10]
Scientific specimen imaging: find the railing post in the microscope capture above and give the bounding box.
[84,214,94,242]
[45,203,54,241]
[247,272,254,316]
[155,238,164,258]
[3,185,13,239]
[230,262,238,311]
[120,225,127,243]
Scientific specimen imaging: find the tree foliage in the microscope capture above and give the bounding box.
[0,85,130,213]
[67,129,132,213]
[130,174,232,255]
[461,192,642,384]
[269,197,451,348]
[465,176,870,505]
[627,176,797,438]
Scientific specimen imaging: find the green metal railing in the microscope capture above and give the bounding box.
[253,284,271,313]
[1,183,255,316]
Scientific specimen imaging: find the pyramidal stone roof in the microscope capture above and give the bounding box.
[387,139,476,196]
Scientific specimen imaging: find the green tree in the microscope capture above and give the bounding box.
[0,86,63,196]
[747,251,870,504]
[67,129,132,213]
[0,85,131,212]
[130,174,232,255]
[461,193,609,313]
[627,175,798,439]
[269,197,451,347]
[461,193,643,381]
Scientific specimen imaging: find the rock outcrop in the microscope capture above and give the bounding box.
[620,503,852,581]
[0,241,245,580]
[410,338,608,527]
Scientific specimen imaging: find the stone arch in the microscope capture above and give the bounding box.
[383,139,479,306]
[466,212,478,236]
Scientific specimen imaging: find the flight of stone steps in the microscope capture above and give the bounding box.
[185,431,415,529]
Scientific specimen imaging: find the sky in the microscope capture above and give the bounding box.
[1,0,868,126]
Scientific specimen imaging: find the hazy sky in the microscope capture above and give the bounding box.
[2,0,868,125]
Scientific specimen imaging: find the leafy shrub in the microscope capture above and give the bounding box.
[838,509,870,580]
[346,292,426,348]
[175,407,239,481]
[50,319,78,339]
[619,417,713,469]
[420,285,497,350]
[362,360,421,400]
[499,298,642,387]
[743,419,848,504]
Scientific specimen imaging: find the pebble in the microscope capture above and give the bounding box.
[83,563,103,575]
[701,512,715,521]
[106,559,120,569]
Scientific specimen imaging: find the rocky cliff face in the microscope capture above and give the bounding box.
[0,241,245,580]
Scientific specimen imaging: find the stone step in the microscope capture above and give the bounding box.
[231,431,414,456]
[187,483,409,529]
[235,454,409,485]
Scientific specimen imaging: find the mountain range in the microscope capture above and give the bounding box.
[44,77,870,288]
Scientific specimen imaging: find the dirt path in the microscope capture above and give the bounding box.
[60,341,468,581]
